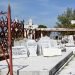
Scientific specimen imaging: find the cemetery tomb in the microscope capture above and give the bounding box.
[26,39,37,56]
[12,46,28,58]
[38,36,62,56]
[0,50,73,75]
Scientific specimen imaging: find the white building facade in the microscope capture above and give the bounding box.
[24,19,38,39]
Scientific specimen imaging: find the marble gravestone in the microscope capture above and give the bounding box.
[14,39,26,46]
[0,66,7,75]
[37,36,51,55]
[43,47,61,56]
[38,36,61,56]
[0,66,20,75]
[12,46,28,58]
[26,39,37,56]
[14,40,20,46]
[0,50,73,75]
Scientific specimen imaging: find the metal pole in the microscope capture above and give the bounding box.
[7,4,13,75]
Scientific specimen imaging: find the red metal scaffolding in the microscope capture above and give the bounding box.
[0,4,13,75]
[7,4,13,75]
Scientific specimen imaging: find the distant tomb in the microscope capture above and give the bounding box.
[68,35,74,44]
[65,35,74,46]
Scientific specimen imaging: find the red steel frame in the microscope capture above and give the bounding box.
[7,4,13,75]
[0,4,13,75]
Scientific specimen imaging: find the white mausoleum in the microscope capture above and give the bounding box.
[24,19,38,39]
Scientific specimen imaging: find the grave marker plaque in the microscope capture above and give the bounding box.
[12,46,28,58]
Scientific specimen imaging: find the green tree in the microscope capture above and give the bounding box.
[38,25,47,28]
[38,25,49,36]
[56,8,75,35]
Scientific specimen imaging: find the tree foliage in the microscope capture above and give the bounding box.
[56,8,75,35]
[38,25,47,28]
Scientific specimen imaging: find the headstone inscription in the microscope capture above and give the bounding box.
[12,46,28,58]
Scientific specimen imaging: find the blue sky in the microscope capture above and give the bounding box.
[0,0,75,27]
